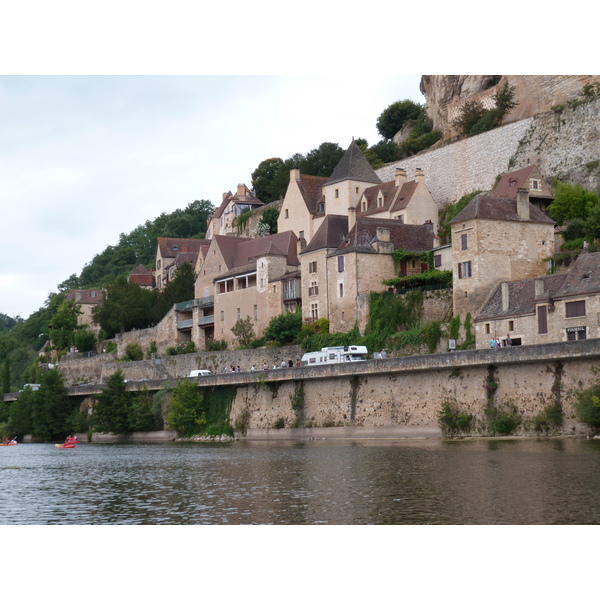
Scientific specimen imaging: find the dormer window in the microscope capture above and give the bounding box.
[530,179,541,190]
[173,245,178,251]
[318,202,325,213]
[362,201,367,212]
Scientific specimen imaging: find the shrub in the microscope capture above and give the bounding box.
[124,342,144,361]
[207,339,228,351]
[438,400,473,435]
[486,403,521,435]
[264,310,303,345]
[532,402,563,433]
[574,384,600,432]
[272,417,286,429]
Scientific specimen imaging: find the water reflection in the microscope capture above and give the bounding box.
[1,438,600,524]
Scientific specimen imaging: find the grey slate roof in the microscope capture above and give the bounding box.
[300,214,349,254]
[325,140,382,187]
[449,194,555,225]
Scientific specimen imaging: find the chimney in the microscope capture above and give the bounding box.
[395,168,407,187]
[534,278,544,298]
[290,168,301,182]
[222,192,228,200]
[414,168,425,184]
[516,188,530,220]
[375,227,394,254]
[237,184,246,198]
[348,206,356,232]
[433,235,440,249]
[501,282,509,311]
[376,227,390,242]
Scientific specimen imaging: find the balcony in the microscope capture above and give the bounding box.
[177,319,193,330]
[198,315,215,327]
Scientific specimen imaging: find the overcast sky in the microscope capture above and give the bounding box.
[0,74,425,319]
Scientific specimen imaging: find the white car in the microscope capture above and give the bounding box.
[188,370,212,378]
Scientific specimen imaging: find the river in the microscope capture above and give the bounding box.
[2,436,600,525]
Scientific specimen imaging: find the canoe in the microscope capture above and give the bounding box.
[55,443,76,449]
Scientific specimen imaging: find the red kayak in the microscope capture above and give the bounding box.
[55,443,76,449]
[0,440,17,446]
[66,437,79,444]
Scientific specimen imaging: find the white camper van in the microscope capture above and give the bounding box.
[301,346,368,366]
[188,370,212,378]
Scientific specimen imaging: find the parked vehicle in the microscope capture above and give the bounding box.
[22,383,41,391]
[301,346,368,366]
[188,370,212,377]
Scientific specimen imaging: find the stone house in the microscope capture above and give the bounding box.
[206,184,264,240]
[301,215,435,333]
[357,167,439,233]
[128,264,154,289]
[475,252,600,348]
[154,237,210,290]
[63,289,104,335]
[188,231,300,348]
[277,140,382,245]
[492,164,554,214]
[449,188,555,320]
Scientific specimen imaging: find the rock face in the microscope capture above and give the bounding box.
[421,75,600,139]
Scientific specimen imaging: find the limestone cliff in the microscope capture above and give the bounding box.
[421,75,600,139]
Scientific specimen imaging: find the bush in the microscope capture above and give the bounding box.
[124,342,144,361]
[574,384,600,432]
[486,403,521,435]
[264,310,303,345]
[166,341,196,356]
[532,402,563,433]
[438,400,473,435]
[207,339,228,351]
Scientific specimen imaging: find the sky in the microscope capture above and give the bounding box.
[0,74,425,319]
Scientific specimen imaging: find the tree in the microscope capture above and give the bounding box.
[165,377,206,437]
[300,142,344,177]
[48,299,81,351]
[2,359,10,393]
[251,157,287,203]
[263,310,303,345]
[258,206,280,236]
[92,369,132,434]
[92,275,158,337]
[154,262,196,321]
[31,369,76,440]
[548,182,598,226]
[231,316,256,349]
[73,327,96,353]
[7,387,35,437]
[376,100,424,140]
[584,198,600,240]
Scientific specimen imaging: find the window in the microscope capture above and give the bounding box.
[220,311,224,321]
[285,209,289,218]
[362,201,367,212]
[458,261,472,278]
[538,305,548,334]
[530,179,541,190]
[237,308,241,321]
[254,305,258,321]
[299,231,305,239]
[339,283,344,297]
[378,196,383,208]
[509,320,514,332]
[157,259,161,270]
[309,261,317,274]
[335,189,339,198]
[311,303,319,320]
[461,233,468,250]
[318,203,325,213]
[338,256,345,272]
[308,282,319,296]
[434,254,442,268]
[485,324,490,335]
[397,214,404,223]
[567,327,587,340]
[566,300,586,318]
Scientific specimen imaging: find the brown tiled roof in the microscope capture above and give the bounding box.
[213,231,299,280]
[64,289,104,305]
[556,252,600,299]
[358,180,419,217]
[157,238,210,258]
[173,252,198,267]
[493,165,553,200]
[449,194,555,225]
[334,218,434,255]
[296,174,328,214]
[301,214,348,254]
[326,140,382,187]
[128,265,154,287]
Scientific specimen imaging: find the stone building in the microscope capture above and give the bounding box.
[154,237,210,290]
[301,216,435,333]
[357,167,439,233]
[475,252,600,348]
[450,188,555,319]
[128,264,154,289]
[206,184,264,240]
[63,289,104,335]
[189,231,300,348]
[491,164,554,214]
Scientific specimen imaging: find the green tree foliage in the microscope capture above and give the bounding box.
[7,388,35,437]
[454,82,518,137]
[231,316,256,349]
[263,310,303,345]
[32,369,78,441]
[92,275,158,337]
[128,388,163,432]
[584,197,600,240]
[251,158,288,203]
[165,377,207,437]
[2,359,10,394]
[376,100,424,140]
[78,199,213,289]
[73,328,96,353]
[154,262,196,321]
[124,343,144,361]
[437,191,481,245]
[258,205,280,236]
[548,181,598,226]
[92,369,132,434]
[48,299,82,351]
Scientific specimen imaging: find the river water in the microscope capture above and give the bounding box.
[1,437,599,525]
